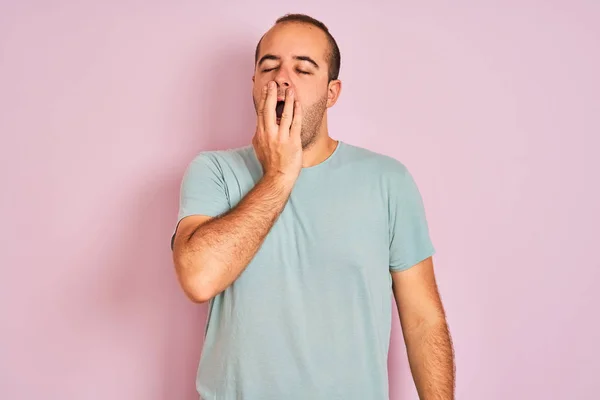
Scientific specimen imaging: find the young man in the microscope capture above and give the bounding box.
[172,13,455,400]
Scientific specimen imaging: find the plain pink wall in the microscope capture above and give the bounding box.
[1,1,598,399]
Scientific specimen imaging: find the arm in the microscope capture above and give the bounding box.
[172,81,302,303]
[392,256,455,400]
[172,174,293,303]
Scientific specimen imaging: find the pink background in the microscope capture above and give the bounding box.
[1,1,599,399]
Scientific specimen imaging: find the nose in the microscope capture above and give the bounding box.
[274,68,291,89]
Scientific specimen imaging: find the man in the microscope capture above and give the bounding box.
[171,13,455,400]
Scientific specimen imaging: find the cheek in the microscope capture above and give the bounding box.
[255,73,273,87]
[297,80,325,102]
[252,84,263,102]
[253,76,272,95]
[292,84,308,103]
[294,91,315,111]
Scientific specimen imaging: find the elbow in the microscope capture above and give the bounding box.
[184,286,214,304]
[173,254,217,304]
[178,269,218,304]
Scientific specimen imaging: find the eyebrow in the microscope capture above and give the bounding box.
[258,54,320,69]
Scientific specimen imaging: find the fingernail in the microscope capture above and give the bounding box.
[288,89,294,96]
[268,81,275,89]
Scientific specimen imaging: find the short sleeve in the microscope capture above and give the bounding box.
[388,166,435,271]
[171,153,231,249]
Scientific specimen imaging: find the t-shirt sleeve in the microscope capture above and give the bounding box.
[388,165,436,272]
[171,153,231,249]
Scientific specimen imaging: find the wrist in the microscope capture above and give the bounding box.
[262,171,297,195]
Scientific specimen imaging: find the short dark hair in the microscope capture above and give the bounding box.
[254,13,341,81]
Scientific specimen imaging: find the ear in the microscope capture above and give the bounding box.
[326,79,342,108]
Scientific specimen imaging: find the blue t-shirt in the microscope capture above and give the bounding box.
[174,140,435,400]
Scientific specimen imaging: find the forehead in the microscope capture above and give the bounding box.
[258,22,329,62]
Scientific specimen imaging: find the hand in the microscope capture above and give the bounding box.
[252,81,303,188]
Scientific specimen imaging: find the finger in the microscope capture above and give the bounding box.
[263,81,278,134]
[256,84,268,133]
[290,100,303,143]
[278,87,295,136]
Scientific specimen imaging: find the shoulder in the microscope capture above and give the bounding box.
[338,141,411,179]
[184,145,257,174]
[188,145,255,166]
[338,141,424,201]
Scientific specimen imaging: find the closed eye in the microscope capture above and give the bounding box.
[262,68,310,75]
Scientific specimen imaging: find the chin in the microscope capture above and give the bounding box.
[301,132,318,150]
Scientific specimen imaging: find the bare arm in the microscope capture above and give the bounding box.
[172,81,303,303]
[391,257,456,399]
[172,174,293,302]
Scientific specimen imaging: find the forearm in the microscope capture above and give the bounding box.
[404,319,456,400]
[176,173,293,301]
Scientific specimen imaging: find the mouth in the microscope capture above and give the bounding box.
[275,100,285,119]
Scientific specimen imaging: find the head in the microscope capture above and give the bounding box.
[252,14,342,149]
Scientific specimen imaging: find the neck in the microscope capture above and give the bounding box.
[302,113,338,168]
